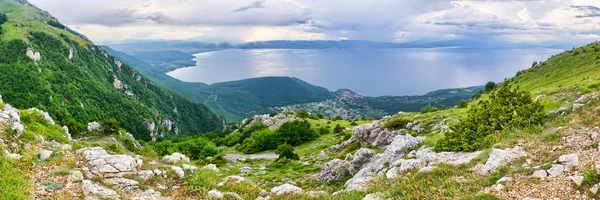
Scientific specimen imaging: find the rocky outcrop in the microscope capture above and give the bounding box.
[473,146,527,175]
[88,122,100,132]
[352,122,403,148]
[77,147,140,178]
[314,159,351,182]
[384,134,421,155]
[69,48,74,60]
[349,148,374,174]
[246,113,296,129]
[82,180,119,200]
[26,48,41,63]
[0,103,25,138]
[28,108,55,125]
[162,152,190,164]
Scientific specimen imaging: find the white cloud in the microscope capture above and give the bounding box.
[517,8,533,21]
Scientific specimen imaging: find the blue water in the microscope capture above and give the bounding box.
[167,48,563,96]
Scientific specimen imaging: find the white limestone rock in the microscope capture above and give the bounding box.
[473,146,527,175]
[39,149,53,160]
[270,184,304,195]
[82,180,119,200]
[208,189,224,199]
[162,152,190,164]
[171,166,185,178]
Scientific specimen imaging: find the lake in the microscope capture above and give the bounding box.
[167,48,563,96]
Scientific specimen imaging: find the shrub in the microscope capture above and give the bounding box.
[383,117,411,129]
[316,113,325,119]
[184,168,220,194]
[275,143,299,160]
[276,120,319,146]
[269,112,278,117]
[333,124,344,134]
[458,100,469,108]
[421,104,438,113]
[317,127,330,135]
[435,82,545,152]
[361,116,367,121]
[296,109,310,119]
[61,118,86,138]
[582,169,599,187]
[100,118,120,135]
[350,121,358,126]
[334,116,343,121]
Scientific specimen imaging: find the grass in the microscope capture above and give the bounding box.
[0,155,31,199]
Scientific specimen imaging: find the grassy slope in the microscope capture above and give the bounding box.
[0,0,222,139]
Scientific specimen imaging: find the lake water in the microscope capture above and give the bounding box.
[167,48,563,96]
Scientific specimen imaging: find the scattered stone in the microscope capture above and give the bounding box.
[418,166,435,173]
[132,189,162,200]
[224,192,243,200]
[171,166,185,178]
[183,164,198,172]
[547,164,565,177]
[400,159,426,172]
[162,152,190,164]
[363,193,383,200]
[558,153,579,171]
[573,103,585,111]
[224,176,246,183]
[473,146,526,175]
[271,184,304,195]
[569,175,584,187]
[386,167,401,180]
[259,189,269,197]
[496,177,513,184]
[384,134,422,155]
[208,189,224,199]
[349,148,374,174]
[68,170,84,182]
[39,149,53,160]
[306,191,327,197]
[240,166,253,173]
[314,159,350,182]
[204,164,220,172]
[82,180,119,200]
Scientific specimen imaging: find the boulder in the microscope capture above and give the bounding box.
[533,170,547,179]
[132,189,163,200]
[573,103,585,111]
[39,150,53,160]
[363,193,383,200]
[473,146,526,175]
[223,192,243,200]
[82,180,119,200]
[162,152,190,164]
[104,178,139,194]
[240,166,253,173]
[418,166,435,173]
[224,176,246,183]
[314,159,350,182]
[171,166,185,178]
[385,167,401,180]
[88,122,100,132]
[569,175,584,187]
[0,104,25,138]
[183,164,198,172]
[345,176,376,192]
[68,170,84,182]
[204,164,220,172]
[558,153,579,171]
[306,191,327,197]
[271,184,304,195]
[78,147,139,178]
[384,134,421,155]
[415,148,481,165]
[349,148,374,174]
[137,170,155,181]
[208,189,224,199]
[547,164,564,177]
[400,159,426,173]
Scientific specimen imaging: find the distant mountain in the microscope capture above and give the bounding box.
[106,47,482,121]
[0,0,223,140]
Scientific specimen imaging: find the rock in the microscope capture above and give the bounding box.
[132,189,162,200]
[68,170,84,182]
[314,159,350,182]
[569,175,584,187]
[104,178,139,194]
[386,167,401,180]
[68,48,74,60]
[349,148,374,174]
[415,148,481,166]
[27,108,55,125]
[255,197,271,200]
[183,164,198,172]
[307,191,327,197]
[259,189,269,197]
[533,170,548,179]
[26,48,41,63]
[204,164,220,172]
[88,122,100,132]
[82,180,119,200]
[573,103,585,111]
[0,104,25,138]
[224,192,243,200]
[162,152,190,164]
[171,166,185,178]
[137,170,155,181]
[547,164,564,177]
[558,153,579,171]
[400,159,426,172]
[590,184,599,195]
[352,122,400,147]
[473,146,526,175]
[224,176,246,183]
[208,189,224,199]
[363,193,383,200]
[39,149,53,160]
[345,176,376,192]
[384,134,421,155]
[496,177,513,184]
[418,166,435,173]
[271,184,304,195]
[247,113,296,129]
[240,166,253,173]
[61,144,72,151]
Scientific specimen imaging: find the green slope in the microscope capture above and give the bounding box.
[0,0,222,140]
[512,42,600,94]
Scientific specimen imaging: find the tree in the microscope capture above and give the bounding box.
[420,104,438,113]
[334,116,343,121]
[458,100,469,108]
[61,118,86,138]
[316,113,325,119]
[296,109,310,119]
[275,143,299,160]
[100,118,120,135]
[485,81,497,92]
[333,124,344,133]
[361,116,367,121]
[276,120,319,146]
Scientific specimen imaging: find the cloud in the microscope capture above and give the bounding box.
[571,5,600,18]
[517,8,532,21]
[233,0,265,12]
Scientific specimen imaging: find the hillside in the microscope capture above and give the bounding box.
[0,0,222,140]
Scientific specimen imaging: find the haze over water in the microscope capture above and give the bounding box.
[167,48,563,96]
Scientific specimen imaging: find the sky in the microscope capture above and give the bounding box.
[29,0,600,46]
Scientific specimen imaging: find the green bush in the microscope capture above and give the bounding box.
[435,82,545,152]
[275,143,299,160]
[317,126,330,135]
[100,118,120,135]
[333,124,344,134]
[61,118,86,139]
[383,117,411,129]
[334,116,343,121]
[0,156,31,199]
[296,109,310,118]
[316,113,325,119]
[582,169,599,187]
[458,100,469,108]
[276,120,319,146]
[350,121,358,126]
[154,137,221,160]
[420,104,438,113]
